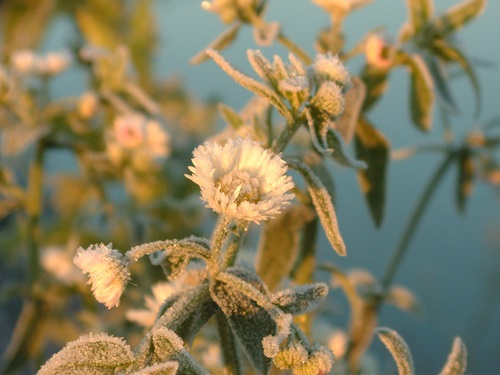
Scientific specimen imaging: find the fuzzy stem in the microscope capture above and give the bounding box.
[271,117,304,154]
[380,151,456,299]
[221,220,248,270]
[210,215,232,273]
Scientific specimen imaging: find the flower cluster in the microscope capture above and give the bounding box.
[186,137,294,223]
[74,243,131,309]
[10,50,72,76]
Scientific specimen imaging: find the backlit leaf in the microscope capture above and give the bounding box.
[377,327,415,375]
[455,148,475,213]
[405,0,434,34]
[438,337,467,375]
[433,0,486,36]
[407,54,435,131]
[354,117,390,227]
[190,24,241,65]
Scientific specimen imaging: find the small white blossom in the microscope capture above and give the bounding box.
[365,34,393,70]
[10,50,38,73]
[10,50,71,75]
[107,113,170,168]
[186,137,295,223]
[74,243,130,309]
[41,246,85,285]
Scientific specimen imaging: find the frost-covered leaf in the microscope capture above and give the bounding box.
[256,204,315,291]
[438,337,467,375]
[387,285,421,314]
[37,333,134,375]
[206,49,291,121]
[152,327,209,375]
[326,128,367,169]
[271,283,329,315]
[455,148,475,213]
[433,0,486,36]
[155,284,215,344]
[190,24,241,65]
[129,361,179,375]
[407,54,434,131]
[336,76,366,144]
[216,310,243,375]
[210,266,275,374]
[288,159,347,256]
[253,22,280,46]
[377,327,415,375]
[406,0,434,34]
[354,117,390,227]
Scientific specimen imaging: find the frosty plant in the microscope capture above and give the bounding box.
[1,0,497,374]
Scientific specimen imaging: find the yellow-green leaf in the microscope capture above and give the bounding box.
[405,0,434,34]
[407,54,434,131]
[433,0,486,36]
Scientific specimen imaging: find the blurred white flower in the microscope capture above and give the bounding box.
[312,0,372,15]
[186,137,294,223]
[10,50,71,75]
[107,113,170,168]
[74,243,130,309]
[126,282,178,327]
[365,34,393,70]
[41,246,85,285]
[201,0,262,24]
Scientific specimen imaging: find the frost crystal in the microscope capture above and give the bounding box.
[186,137,295,223]
[74,243,130,309]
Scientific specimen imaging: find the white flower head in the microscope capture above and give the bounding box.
[310,52,351,89]
[74,243,130,309]
[186,137,295,223]
[10,50,38,74]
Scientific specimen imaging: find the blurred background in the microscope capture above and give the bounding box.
[1,0,499,373]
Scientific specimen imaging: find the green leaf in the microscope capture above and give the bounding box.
[0,0,56,55]
[218,103,245,129]
[377,327,415,375]
[336,76,366,144]
[354,117,390,227]
[288,159,347,256]
[431,39,481,116]
[190,24,241,65]
[407,54,435,131]
[438,337,467,375]
[405,0,434,34]
[75,0,124,49]
[360,63,390,111]
[206,49,292,122]
[455,148,475,213]
[129,0,156,86]
[326,129,368,169]
[433,0,486,36]
[271,283,329,316]
[425,55,458,114]
[255,204,315,291]
[210,266,275,374]
[37,333,134,375]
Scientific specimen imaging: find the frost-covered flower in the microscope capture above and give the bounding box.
[10,50,71,75]
[186,137,294,223]
[107,113,170,168]
[126,281,178,327]
[310,52,351,89]
[201,0,263,24]
[74,243,130,309]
